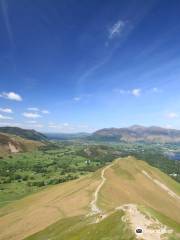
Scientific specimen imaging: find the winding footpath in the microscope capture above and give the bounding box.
[90,163,114,216]
[88,161,175,239]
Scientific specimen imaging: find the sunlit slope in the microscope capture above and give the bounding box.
[0,172,101,240]
[25,211,135,240]
[0,133,44,155]
[24,157,180,240]
[98,157,180,223]
[0,157,180,240]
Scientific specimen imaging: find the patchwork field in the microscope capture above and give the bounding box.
[0,157,179,240]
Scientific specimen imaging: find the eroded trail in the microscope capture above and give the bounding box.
[117,204,172,240]
[89,161,174,239]
[90,163,113,216]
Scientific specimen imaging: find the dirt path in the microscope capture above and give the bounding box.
[117,204,172,240]
[90,163,113,216]
[142,170,180,201]
[88,162,174,239]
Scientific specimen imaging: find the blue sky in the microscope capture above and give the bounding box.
[0,0,180,132]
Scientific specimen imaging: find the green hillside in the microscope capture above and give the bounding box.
[0,133,44,156]
[0,127,47,141]
[25,211,135,240]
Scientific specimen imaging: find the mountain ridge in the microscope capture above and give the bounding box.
[0,127,47,142]
[92,125,180,143]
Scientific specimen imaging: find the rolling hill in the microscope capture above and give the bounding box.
[0,157,179,240]
[0,127,47,142]
[0,127,47,155]
[92,125,180,143]
[0,132,45,155]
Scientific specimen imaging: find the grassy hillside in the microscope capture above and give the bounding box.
[0,171,100,240]
[25,211,135,240]
[0,157,179,240]
[98,157,180,223]
[0,127,47,141]
[0,143,119,207]
[0,133,44,156]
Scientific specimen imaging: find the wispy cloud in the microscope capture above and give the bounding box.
[34,124,44,128]
[164,124,174,129]
[0,108,13,113]
[22,112,41,119]
[73,97,81,101]
[114,87,162,97]
[108,20,125,39]
[26,120,37,124]
[0,0,14,48]
[27,107,39,111]
[166,112,178,119]
[0,114,13,120]
[48,122,95,133]
[151,87,162,93]
[41,110,50,114]
[27,108,50,114]
[0,92,22,101]
[114,88,141,97]
[132,88,141,97]
[78,20,127,88]
[0,122,20,127]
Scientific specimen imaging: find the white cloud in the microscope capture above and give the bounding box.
[152,87,158,92]
[152,87,162,93]
[0,122,20,127]
[164,124,174,129]
[47,122,94,133]
[41,110,50,114]
[0,114,13,120]
[48,124,58,129]
[73,97,81,101]
[131,88,141,97]
[109,20,125,39]
[27,108,50,114]
[26,120,37,124]
[27,107,39,111]
[63,123,69,127]
[166,112,178,119]
[0,108,13,113]
[32,124,44,128]
[0,92,22,101]
[114,88,141,97]
[22,112,41,119]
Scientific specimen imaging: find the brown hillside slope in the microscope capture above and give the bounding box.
[0,133,44,155]
[98,157,180,223]
[0,171,101,240]
[0,157,179,240]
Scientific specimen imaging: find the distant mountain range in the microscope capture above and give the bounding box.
[1,125,180,147]
[91,125,180,143]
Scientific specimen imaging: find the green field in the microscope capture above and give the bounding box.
[0,143,122,207]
